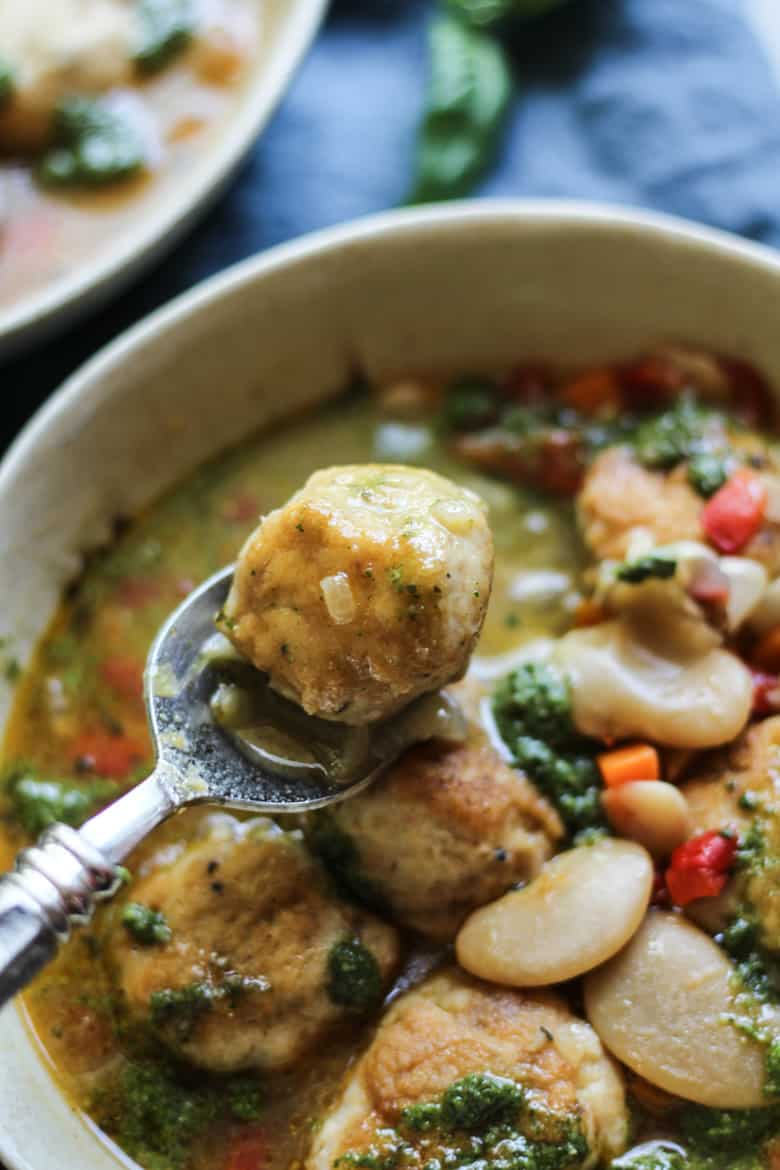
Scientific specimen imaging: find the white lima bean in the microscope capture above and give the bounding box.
[554,618,752,749]
[455,838,653,987]
[602,781,690,859]
[585,912,776,1108]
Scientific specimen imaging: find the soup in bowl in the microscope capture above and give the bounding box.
[1,203,780,1170]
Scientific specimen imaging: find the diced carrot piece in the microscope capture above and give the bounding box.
[701,469,767,554]
[573,598,606,628]
[101,657,144,704]
[752,627,780,674]
[560,369,620,414]
[72,730,147,781]
[597,743,660,788]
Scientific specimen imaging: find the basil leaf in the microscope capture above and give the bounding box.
[445,0,570,29]
[407,14,513,204]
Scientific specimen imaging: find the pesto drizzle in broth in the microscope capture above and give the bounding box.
[0,393,581,1170]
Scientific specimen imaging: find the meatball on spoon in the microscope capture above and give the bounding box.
[0,465,493,1005]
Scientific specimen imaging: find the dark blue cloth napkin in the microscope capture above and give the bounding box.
[5,0,780,444]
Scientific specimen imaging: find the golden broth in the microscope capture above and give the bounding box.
[0,392,581,1170]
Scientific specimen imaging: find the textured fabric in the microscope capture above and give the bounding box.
[4,0,780,443]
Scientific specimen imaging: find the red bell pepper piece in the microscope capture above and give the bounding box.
[72,729,147,781]
[701,469,767,554]
[665,829,737,906]
[224,1129,268,1170]
[751,669,780,716]
[618,355,684,409]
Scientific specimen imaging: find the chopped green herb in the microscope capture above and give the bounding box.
[440,1073,523,1129]
[122,902,172,946]
[0,59,14,107]
[443,377,501,431]
[96,1058,264,1170]
[445,0,571,28]
[687,451,730,498]
[399,1101,443,1133]
[149,982,219,1042]
[493,662,573,750]
[339,1069,588,1170]
[615,554,677,584]
[765,1039,780,1097]
[632,399,712,470]
[493,664,606,838]
[105,1059,218,1170]
[327,938,383,1011]
[679,1102,780,1152]
[306,813,387,913]
[407,15,512,204]
[4,658,21,683]
[6,768,115,836]
[389,567,406,591]
[718,912,780,1006]
[226,1076,265,1122]
[39,97,146,188]
[134,0,197,74]
[736,821,766,875]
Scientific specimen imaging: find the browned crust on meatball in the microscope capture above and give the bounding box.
[319,741,563,941]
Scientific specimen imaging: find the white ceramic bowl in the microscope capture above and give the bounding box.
[0,0,327,361]
[1,200,779,1169]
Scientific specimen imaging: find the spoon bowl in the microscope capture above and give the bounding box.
[0,565,463,1007]
[146,565,383,812]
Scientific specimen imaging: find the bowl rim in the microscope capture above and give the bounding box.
[3,197,780,495]
[2,197,780,1170]
[0,0,328,361]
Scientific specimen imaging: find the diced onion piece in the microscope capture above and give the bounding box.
[320,573,355,625]
[719,556,767,630]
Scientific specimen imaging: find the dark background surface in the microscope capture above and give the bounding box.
[3,0,780,452]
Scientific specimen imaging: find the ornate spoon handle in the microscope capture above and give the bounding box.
[0,768,177,1008]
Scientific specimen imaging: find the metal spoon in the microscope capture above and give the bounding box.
[0,566,463,1007]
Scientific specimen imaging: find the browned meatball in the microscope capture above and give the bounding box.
[105,814,401,1072]
[308,969,629,1170]
[307,740,563,940]
[220,465,494,725]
